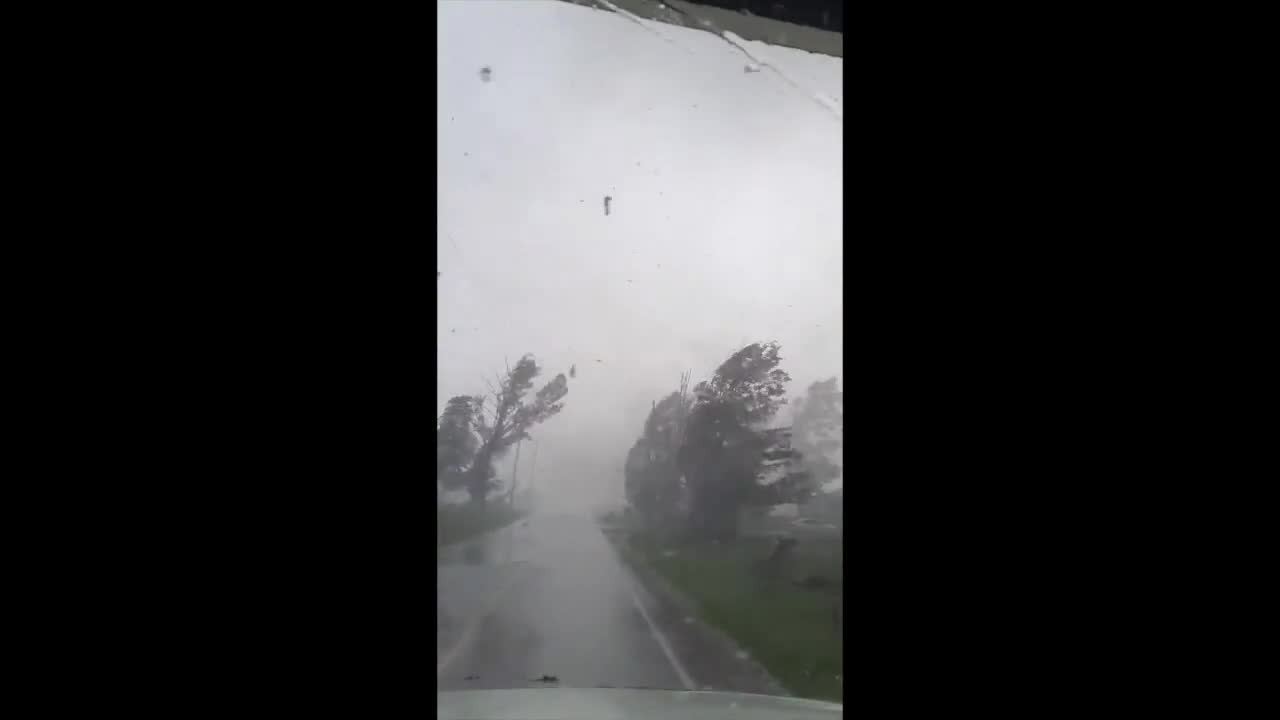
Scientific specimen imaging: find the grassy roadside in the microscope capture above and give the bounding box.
[627,532,843,702]
[438,503,524,547]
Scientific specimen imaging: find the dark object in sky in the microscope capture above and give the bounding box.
[531,675,559,683]
[569,364,577,378]
[479,66,492,82]
[603,195,612,216]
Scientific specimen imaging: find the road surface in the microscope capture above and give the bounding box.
[437,512,783,694]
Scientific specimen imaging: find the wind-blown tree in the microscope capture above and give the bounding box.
[677,342,815,540]
[466,354,568,506]
[792,377,843,490]
[624,375,694,533]
[624,439,660,521]
[437,394,484,497]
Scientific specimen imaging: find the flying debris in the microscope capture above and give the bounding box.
[479,66,492,82]
[569,364,577,379]
[603,195,612,216]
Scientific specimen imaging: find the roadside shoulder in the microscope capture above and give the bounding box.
[602,527,791,697]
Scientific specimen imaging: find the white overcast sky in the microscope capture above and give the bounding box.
[438,0,842,512]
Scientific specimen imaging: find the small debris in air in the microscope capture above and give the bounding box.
[479,66,492,82]
[531,675,559,683]
[603,195,612,216]
[569,364,576,378]
[464,674,479,681]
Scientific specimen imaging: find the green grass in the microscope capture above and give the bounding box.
[629,533,843,703]
[437,503,524,547]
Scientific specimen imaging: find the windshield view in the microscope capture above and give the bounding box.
[438,0,843,715]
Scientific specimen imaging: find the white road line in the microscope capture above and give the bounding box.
[628,581,696,690]
[437,561,528,677]
[437,614,482,676]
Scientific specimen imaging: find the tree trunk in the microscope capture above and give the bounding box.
[507,440,522,506]
[467,451,491,507]
[687,485,739,542]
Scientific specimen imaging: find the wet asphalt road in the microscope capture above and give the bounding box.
[437,513,689,691]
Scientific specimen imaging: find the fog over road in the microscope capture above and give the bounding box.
[438,513,687,690]
[437,512,782,694]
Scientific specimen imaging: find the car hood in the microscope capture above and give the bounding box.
[438,688,842,719]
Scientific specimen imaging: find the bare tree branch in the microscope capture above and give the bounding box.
[482,375,500,400]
